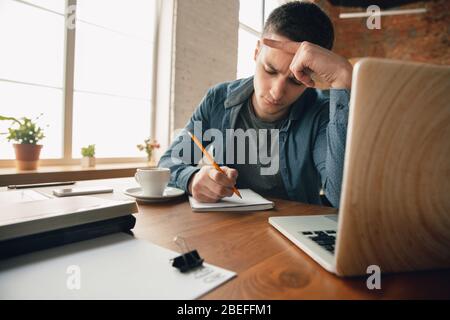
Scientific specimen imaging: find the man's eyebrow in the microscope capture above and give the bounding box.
[264,61,302,85]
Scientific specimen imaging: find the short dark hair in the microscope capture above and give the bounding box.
[263,1,335,50]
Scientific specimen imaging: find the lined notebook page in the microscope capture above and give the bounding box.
[189,189,274,212]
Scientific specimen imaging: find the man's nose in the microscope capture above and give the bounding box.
[270,79,286,102]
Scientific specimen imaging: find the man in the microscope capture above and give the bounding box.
[159,1,352,208]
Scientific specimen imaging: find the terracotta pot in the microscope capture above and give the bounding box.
[13,144,43,171]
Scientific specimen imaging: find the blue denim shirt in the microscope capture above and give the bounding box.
[159,77,350,208]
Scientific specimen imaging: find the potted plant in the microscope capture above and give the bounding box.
[137,138,160,167]
[81,144,96,168]
[0,114,45,170]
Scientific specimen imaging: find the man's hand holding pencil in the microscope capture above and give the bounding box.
[188,132,240,203]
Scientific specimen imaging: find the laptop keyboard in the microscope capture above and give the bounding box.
[301,230,336,254]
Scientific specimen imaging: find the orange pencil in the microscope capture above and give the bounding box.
[188,131,242,199]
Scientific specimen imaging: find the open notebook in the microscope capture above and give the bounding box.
[189,189,274,212]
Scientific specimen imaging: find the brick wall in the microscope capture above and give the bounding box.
[312,0,450,65]
[168,0,448,141]
[172,0,239,132]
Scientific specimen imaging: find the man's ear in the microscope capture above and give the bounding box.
[254,40,261,62]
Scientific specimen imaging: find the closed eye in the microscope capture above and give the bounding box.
[289,76,303,86]
[264,68,277,75]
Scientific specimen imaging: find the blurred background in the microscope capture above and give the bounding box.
[0,0,448,167]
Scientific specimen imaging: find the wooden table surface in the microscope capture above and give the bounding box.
[131,195,450,300]
[3,177,447,299]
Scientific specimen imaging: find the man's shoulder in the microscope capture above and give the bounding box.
[208,77,252,100]
[195,78,252,123]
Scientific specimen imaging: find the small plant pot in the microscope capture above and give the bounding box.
[13,143,43,171]
[81,156,96,168]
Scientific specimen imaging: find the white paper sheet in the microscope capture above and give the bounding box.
[0,233,236,300]
[0,189,50,204]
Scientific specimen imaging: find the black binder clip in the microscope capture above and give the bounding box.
[171,236,204,273]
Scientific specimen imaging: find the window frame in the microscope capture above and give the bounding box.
[237,0,274,79]
[0,0,159,167]
[239,0,265,38]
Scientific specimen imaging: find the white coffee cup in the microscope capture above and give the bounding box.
[134,168,171,197]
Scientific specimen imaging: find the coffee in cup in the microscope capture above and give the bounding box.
[135,168,170,197]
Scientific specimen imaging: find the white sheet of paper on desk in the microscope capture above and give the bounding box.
[0,190,50,204]
[0,233,236,300]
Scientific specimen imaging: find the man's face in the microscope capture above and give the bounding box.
[252,33,307,121]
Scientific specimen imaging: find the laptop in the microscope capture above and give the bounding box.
[269,58,450,276]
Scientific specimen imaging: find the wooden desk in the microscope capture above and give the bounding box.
[2,177,449,299]
[131,195,450,300]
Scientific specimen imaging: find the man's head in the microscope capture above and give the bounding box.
[252,1,334,121]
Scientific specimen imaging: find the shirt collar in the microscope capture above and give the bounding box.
[224,76,315,121]
[224,77,254,109]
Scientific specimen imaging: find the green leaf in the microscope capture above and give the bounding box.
[81,144,96,157]
[0,115,21,124]
[0,115,45,144]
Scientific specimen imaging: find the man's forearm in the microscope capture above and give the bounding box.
[324,89,350,207]
[158,131,201,193]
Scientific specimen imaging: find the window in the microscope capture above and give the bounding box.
[237,0,281,79]
[0,0,157,164]
[0,0,66,160]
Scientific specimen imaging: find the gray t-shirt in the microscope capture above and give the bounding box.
[233,98,289,199]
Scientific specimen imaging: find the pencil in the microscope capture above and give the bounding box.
[188,131,242,199]
[7,181,76,189]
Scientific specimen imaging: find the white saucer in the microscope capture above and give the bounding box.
[124,187,185,203]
